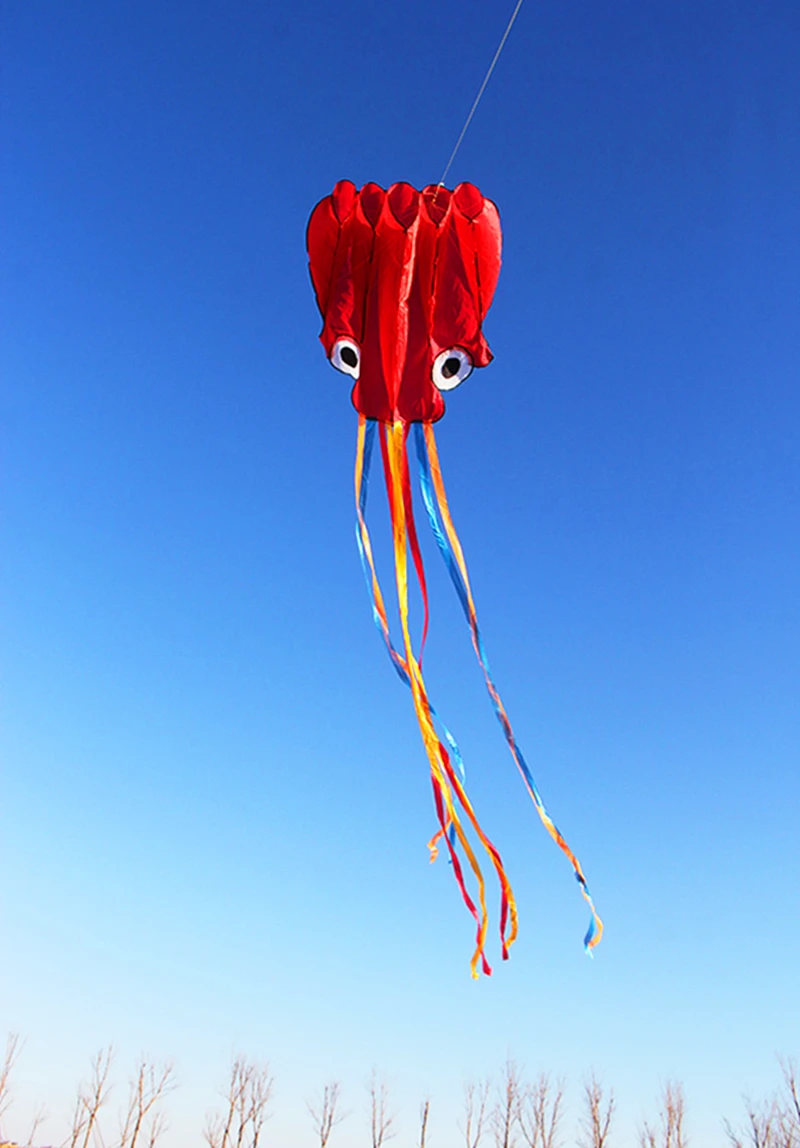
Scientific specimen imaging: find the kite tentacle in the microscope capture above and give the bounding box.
[414,421,604,953]
[429,769,491,977]
[355,418,466,784]
[383,420,490,977]
[355,419,460,872]
[355,417,408,682]
[386,420,520,972]
[354,416,517,973]
[401,423,430,663]
[434,730,516,959]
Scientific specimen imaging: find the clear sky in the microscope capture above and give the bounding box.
[2,1,798,1144]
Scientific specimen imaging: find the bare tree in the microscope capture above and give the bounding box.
[308,1082,345,1148]
[117,1059,175,1148]
[777,1059,800,1148]
[579,1076,615,1148]
[726,1061,800,1148]
[68,1047,114,1148]
[725,1101,779,1148]
[493,1061,520,1148]
[517,1073,564,1148]
[24,1102,48,1148]
[640,1082,687,1148]
[462,1080,491,1148]
[368,1071,395,1148]
[204,1057,273,1148]
[419,1099,430,1148]
[0,1033,22,1139]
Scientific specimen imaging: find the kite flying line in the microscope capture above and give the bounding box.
[437,0,527,189]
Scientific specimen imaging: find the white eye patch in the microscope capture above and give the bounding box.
[331,338,361,380]
[432,348,472,391]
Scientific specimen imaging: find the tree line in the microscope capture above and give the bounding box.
[1,1036,797,1148]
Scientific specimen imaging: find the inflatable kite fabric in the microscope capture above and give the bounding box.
[307,179,602,976]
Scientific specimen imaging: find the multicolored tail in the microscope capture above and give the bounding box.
[354,415,602,973]
[355,416,516,977]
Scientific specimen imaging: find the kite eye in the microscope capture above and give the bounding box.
[331,338,361,380]
[432,348,473,391]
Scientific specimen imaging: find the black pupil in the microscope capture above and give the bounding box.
[340,346,358,368]
[442,356,461,379]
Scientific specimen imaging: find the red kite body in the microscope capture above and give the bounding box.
[307,180,500,424]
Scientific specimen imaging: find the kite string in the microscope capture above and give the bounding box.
[437,0,526,189]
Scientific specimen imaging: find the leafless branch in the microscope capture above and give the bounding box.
[147,1110,168,1148]
[579,1076,615,1148]
[517,1073,564,1148]
[0,1033,22,1136]
[462,1080,491,1148]
[67,1047,114,1148]
[117,1059,175,1148]
[639,1081,687,1148]
[419,1099,430,1148]
[368,1071,395,1148]
[724,1100,779,1148]
[307,1082,346,1148]
[25,1102,48,1148]
[778,1058,800,1144]
[204,1057,273,1148]
[493,1061,520,1148]
[724,1058,800,1148]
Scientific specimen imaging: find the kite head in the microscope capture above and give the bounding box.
[307,181,502,424]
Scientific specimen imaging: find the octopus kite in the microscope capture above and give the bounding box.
[307,179,602,976]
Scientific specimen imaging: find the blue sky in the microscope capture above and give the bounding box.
[2,0,798,1143]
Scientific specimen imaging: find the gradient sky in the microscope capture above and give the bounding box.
[2,1,799,1144]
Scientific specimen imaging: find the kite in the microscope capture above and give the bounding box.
[306,179,602,976]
